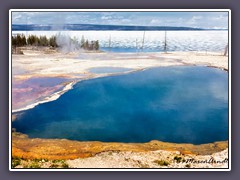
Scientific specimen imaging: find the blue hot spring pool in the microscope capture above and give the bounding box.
[12,66,228,144]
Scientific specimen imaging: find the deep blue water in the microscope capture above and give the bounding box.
[12,66,228,144]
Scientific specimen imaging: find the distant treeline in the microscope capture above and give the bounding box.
[12,34,58,47]
[12,24,210,31]
[11,34,100,51]
[80,36,99,51]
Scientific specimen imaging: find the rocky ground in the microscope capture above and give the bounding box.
[66,148,228,169]
[12,148,228,169]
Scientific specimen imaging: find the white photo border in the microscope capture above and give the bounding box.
[9,9,231,172]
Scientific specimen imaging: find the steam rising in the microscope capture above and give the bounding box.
[56,33,80,53]
[50,14,81,53]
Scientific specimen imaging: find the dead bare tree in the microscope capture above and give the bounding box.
[109,35,111,52]
[224,45,228,56]
[164,31,167,53]
[141,31,145,52]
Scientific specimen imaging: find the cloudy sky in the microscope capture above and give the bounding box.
[12,11,229,29]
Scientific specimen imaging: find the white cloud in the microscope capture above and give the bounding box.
[12,15,22,21]
[150,19,161,24]
[192,16,202,20]
[121,19,131,23]
[211,15,227,21]
[101,16,112,20]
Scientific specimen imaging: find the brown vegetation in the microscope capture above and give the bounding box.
[12,132,228,161]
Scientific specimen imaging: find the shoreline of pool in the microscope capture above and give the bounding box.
[12,48,228,114]
[12,130,228,157]
[12,64,228,114]
[11,130,228,168]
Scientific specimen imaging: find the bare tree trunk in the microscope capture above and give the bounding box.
[141,31,145,52]
[136,39,138,52]
[164,31,167,53]
[224,45,228,56]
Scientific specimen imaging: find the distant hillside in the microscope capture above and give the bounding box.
[11,24,226,31]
